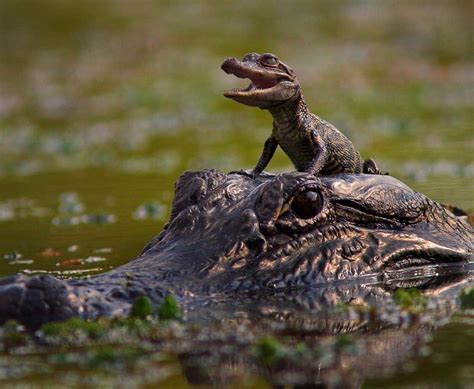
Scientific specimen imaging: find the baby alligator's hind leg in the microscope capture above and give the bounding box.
[363,158,386,175]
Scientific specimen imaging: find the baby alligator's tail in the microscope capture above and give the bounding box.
[363,158,386,175]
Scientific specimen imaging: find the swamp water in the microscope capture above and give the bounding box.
[0,1,472,387]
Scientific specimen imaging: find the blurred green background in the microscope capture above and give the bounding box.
[0,0,472,277]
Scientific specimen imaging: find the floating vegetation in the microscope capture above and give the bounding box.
[94,247,113,253]
[460,288,474,309]
[41,317,107,341]
[133,202,165,220]
[57,259,84,267]
[0,198,49,221]
[52,192,116,225]
[84,256,106,263]
[58,193,84,215]
[0,204,14,221]
[396,160,474,182]
[3,251,34,265]
[82,213,117,224]
[21,268,103,277]
[39,248,109,270]
[157,295,181,321]
[8,259,34,265]
[0,320,27,351]
[393,288,428,313]
[334,334,356,352]
[3,251,22,262]
[130,296,153,319]
[39,248,61,257]
[254,336,284,365]
[3,252,34,265]
[83,346,146,369]
[52,213,117,226]
[57,256,107,267]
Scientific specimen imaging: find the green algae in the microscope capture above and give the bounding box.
[2,251,22,262]
[0,320,27,351]
[40,317,107,341]
[130,295,153,319]
[158,295,181,321]
[334,334,356,351]
[34,295,181,348]
[393,288,428,313]
[254,336,284,365]
[460,288,474,309]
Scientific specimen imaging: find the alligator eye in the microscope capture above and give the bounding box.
[291,190,322,219]
[261,55,278,66]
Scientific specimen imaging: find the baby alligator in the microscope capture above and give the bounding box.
[221,52,381,177]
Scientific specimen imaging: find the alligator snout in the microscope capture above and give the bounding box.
[221,57,239,74]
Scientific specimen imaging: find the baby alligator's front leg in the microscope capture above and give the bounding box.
[251,136,278,178]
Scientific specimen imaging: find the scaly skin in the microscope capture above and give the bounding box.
[221,52,381,177]
[0,170,471,328]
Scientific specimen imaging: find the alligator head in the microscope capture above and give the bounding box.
[147,170,472,291]
[221,52,301,108]
[0,170,472,327]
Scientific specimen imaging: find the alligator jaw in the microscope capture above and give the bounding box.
[383,250,470,271]
[379,234,472,280]
[221,57,297,106]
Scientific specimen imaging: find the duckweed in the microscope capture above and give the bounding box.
[0,320,27,351]
[460,288,474,309]
[254,336,284,365]
[130,295,153,319]
[157,295,181,321]
[41,317,106,340]
[88,346,144,368]
[393,289,428,313]
[133,202,165,220]
[335,334,356,351]
[3,251,22,262]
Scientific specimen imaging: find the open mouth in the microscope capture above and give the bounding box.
[221,58,286,97]
[223,79,279,96]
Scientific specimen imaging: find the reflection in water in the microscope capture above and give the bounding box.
[178,273,472,387]
[0,261,472,387]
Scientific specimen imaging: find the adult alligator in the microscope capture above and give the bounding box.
[0,170,472,328]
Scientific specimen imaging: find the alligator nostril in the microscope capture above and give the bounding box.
[221,57,237,73]
[239,209,267,254]
[245,235,266,254]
